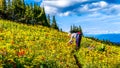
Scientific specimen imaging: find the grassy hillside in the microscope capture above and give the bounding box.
[0,19,77,68]
[76,38,120,68]
[0,19,120,68]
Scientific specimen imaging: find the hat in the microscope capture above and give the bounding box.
[77,32,81,34]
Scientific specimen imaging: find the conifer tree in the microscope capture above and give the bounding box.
[11,0,17,20]
[24,4,33,24]
[7,0,11,10]
[0,0,2,9]
[70,25,82,33]
[33,3,42,24]
[47,14,50,27]
[51,16,59,30]
[79,25,83,34]
[21,0,26,16]
[0,0,3,18]
[60,28,62,32]
[40,8,49,27]
[0,0,7,18]
[1,0,6,11]
[0,0,60,29]
[70,25,73,33]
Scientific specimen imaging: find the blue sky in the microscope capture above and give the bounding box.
[25,0,120,34]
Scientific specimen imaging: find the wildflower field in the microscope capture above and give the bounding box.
[0,19,120,68]
[75,38,120,68]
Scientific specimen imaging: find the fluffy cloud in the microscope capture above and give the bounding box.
[59,11,71,16]
[40,0,120,16]
[41,0,87,8]
[44,5,58,14]
[40,0,87,16]
[91,1,108,8]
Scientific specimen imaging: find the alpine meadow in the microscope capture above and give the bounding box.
[0,0,120,68]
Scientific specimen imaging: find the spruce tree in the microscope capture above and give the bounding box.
[24,4,33,24]
[79,25,83,34]
[21,0,26,16]
[0,0,3,18]
[7,0,11,10]
[70,25,83,33]
[40,8,49,27]
[1,0,6,11]
[70,25,73,33]
[51,16,59,30]
[0,0,2,9]
[47,14,50,27]
[11,0,17,20]
[0,0,59,29]
[60,28,62,32]
[33,3,42,24]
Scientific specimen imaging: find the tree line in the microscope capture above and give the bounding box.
[0,0,60,30]
[70,25,83,34]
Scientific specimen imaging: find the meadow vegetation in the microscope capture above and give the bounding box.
[0,19,120,68]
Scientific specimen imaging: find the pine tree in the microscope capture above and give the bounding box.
[18,0,26,22]
[70,25,83,33]
[79,25,83,34]
[51,16,59,30]
[0,0,2,9]
[39,8,49,27]
[0,0,59,29]
[24,4,33,24]
[60,28,62,32]
[11,0,17,20]
[70,25,73,33]
[1,0,6,11]
[0,0,7,19]
[33,3,42,24]
[73,25,76,33]
[0,0,3,18]
[29,3,34,24]
[7,0,11,10]
[7,0,13,19]
[47,14,50,27]
[21,0,26,16]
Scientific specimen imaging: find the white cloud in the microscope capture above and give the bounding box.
[41,0,87,16]
[92,1,108,8]
[79,4,89,12]
[78,1,120,16]
[59,11,71,16]
[40,0,120,16]
[111,4,120,11]
[41,0,87,8]
[44,5,58,14]
[42,1,71,8]
[100,4,120,15]
[79,1,108,12]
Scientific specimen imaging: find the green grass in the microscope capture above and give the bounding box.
[76,38,120,68]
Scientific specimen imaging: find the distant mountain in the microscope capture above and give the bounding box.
[85,34,120,44]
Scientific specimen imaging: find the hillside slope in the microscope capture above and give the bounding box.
[76,36,120,68]
[0,20,78,68]
[0,20,120,68]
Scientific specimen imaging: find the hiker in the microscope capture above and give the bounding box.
[68,32,82,49]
